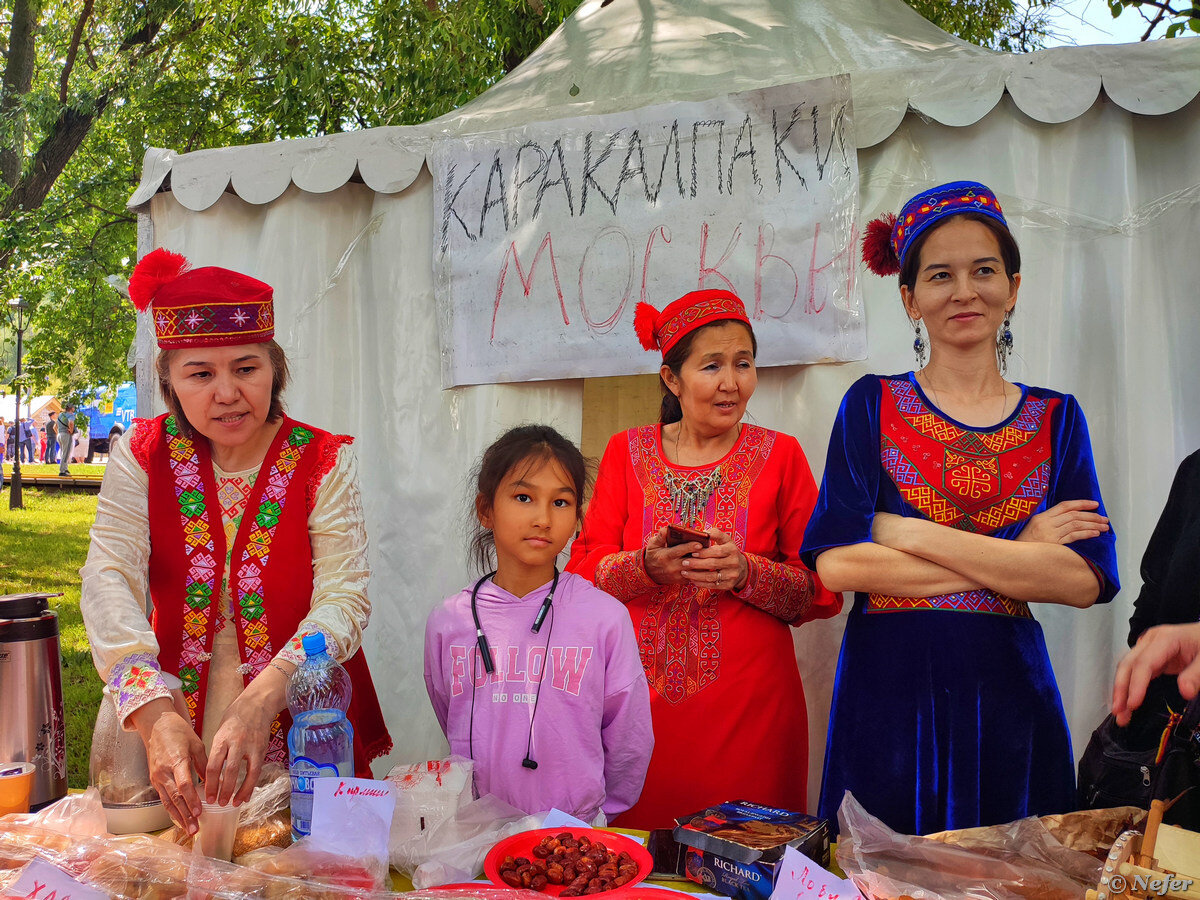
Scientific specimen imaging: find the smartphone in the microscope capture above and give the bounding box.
[647,828,688,880]
[666,523,711,549]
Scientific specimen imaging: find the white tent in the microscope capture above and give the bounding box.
[129,0,1200,812]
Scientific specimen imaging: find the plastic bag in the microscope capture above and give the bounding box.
[0,818,549,899]
[253,772,396,893]
[386,757,475,847]
[0,785,110,837]
[409,795,542,888]
[161,763,293,858]
[251,835,389,893]
[836,791,1101,900]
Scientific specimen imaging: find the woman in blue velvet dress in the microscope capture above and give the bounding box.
[801,181,1119,836]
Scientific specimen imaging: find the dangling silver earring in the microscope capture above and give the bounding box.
[997,313,1013,376]
[913,320,927,369]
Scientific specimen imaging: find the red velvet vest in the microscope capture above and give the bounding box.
[133,414,392,774]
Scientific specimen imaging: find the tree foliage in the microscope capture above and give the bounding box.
[0,0,583,396]
[908,0,1058,51]
[1109,0,1200,38]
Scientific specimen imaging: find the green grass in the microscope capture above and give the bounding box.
[2,462,106,478]
[0,489,103,789]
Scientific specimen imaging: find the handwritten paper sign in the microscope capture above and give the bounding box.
[431,76,863,387]
[769,847,863,900]
[311,777,396,865]
[9,856,108,900]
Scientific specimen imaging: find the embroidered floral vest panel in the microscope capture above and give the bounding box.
[142,414,328,754]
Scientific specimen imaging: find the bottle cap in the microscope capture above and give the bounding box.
[301,632,327,656]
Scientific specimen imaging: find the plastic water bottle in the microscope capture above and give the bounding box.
[286,632,354,839]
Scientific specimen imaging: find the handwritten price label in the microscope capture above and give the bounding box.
[8,857,108,900]
[769,846,863,900]
[312,777,396,864]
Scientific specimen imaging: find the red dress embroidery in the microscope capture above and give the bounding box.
[869,379,1057,618]
[569,424,839,828]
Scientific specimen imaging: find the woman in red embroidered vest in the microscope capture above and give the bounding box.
[567,289,841,828]
[81,250,391,835]
[801,181,1120,835]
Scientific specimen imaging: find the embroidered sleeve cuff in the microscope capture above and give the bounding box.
[109,652,173,730]
[594,549,659,601]
[733,555,760,600]
[730,554,814,624]
[276,623,340,666]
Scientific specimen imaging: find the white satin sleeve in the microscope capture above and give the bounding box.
[273,443,371,667]
[78,424,173,726]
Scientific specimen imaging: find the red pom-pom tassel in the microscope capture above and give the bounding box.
[128,248,191,312]
[633,301,660,351]
[862,213,900,277]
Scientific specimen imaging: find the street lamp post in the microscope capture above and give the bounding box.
[8,297,27,510]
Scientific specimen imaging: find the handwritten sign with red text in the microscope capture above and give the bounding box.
[311,777,396,866]
[769,846,864,900]
[9,857,108,900]
[431,77,863,387]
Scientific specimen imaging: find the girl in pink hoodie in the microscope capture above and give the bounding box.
[425,425,652,823]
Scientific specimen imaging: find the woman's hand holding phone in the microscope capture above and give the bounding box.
[644,525,709,585]
[680,528,749,593]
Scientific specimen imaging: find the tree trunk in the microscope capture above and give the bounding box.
[1,0,45,187]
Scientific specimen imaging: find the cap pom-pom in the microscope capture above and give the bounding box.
[633,301,660,351]
[129,248,191,312]
[862,213,900,276]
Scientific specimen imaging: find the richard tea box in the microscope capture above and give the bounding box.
[673,800,830,900]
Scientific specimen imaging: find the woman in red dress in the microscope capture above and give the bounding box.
[568,289,840,828]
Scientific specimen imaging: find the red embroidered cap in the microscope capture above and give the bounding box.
[634,289,752,356]
[128,248,275,349]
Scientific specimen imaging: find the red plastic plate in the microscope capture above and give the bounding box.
[483,828,654,896]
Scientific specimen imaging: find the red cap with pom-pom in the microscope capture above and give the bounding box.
[635,289,751,357]
[129,248,275,349]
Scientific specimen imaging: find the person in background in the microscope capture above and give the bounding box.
[71,420,88,464]
[19,417,35,463]
[425,424,652,823]
[81,249,391,836]
[1110,450,1200,728]
[1114,622,1200,725]
[802,181,1119,835]
[57,404,76,476]
[44,411,59,464]
[569,289,840,828]
[1,417,8,465]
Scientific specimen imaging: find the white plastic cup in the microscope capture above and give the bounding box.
[195,801,241,861]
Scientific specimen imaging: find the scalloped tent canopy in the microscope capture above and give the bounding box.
[128,0,1200,212]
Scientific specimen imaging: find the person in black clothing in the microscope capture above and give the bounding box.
[1111,450,1200,728]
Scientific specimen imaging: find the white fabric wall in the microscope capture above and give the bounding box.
[143,93,1200,814]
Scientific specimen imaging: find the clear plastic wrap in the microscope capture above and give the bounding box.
[386,756,475,852]
[0,818,551,899]
[386,755,544,886]
[0,785,110,837]
[836,792,1102,900]
[160,765,293,861]
[409,797,542,889]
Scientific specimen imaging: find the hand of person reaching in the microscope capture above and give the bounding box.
[1016,499,1109,545]
[130,698,207,834]
[680,528,749,593]
[205,665,289,806]
[1112,623,1200,726]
